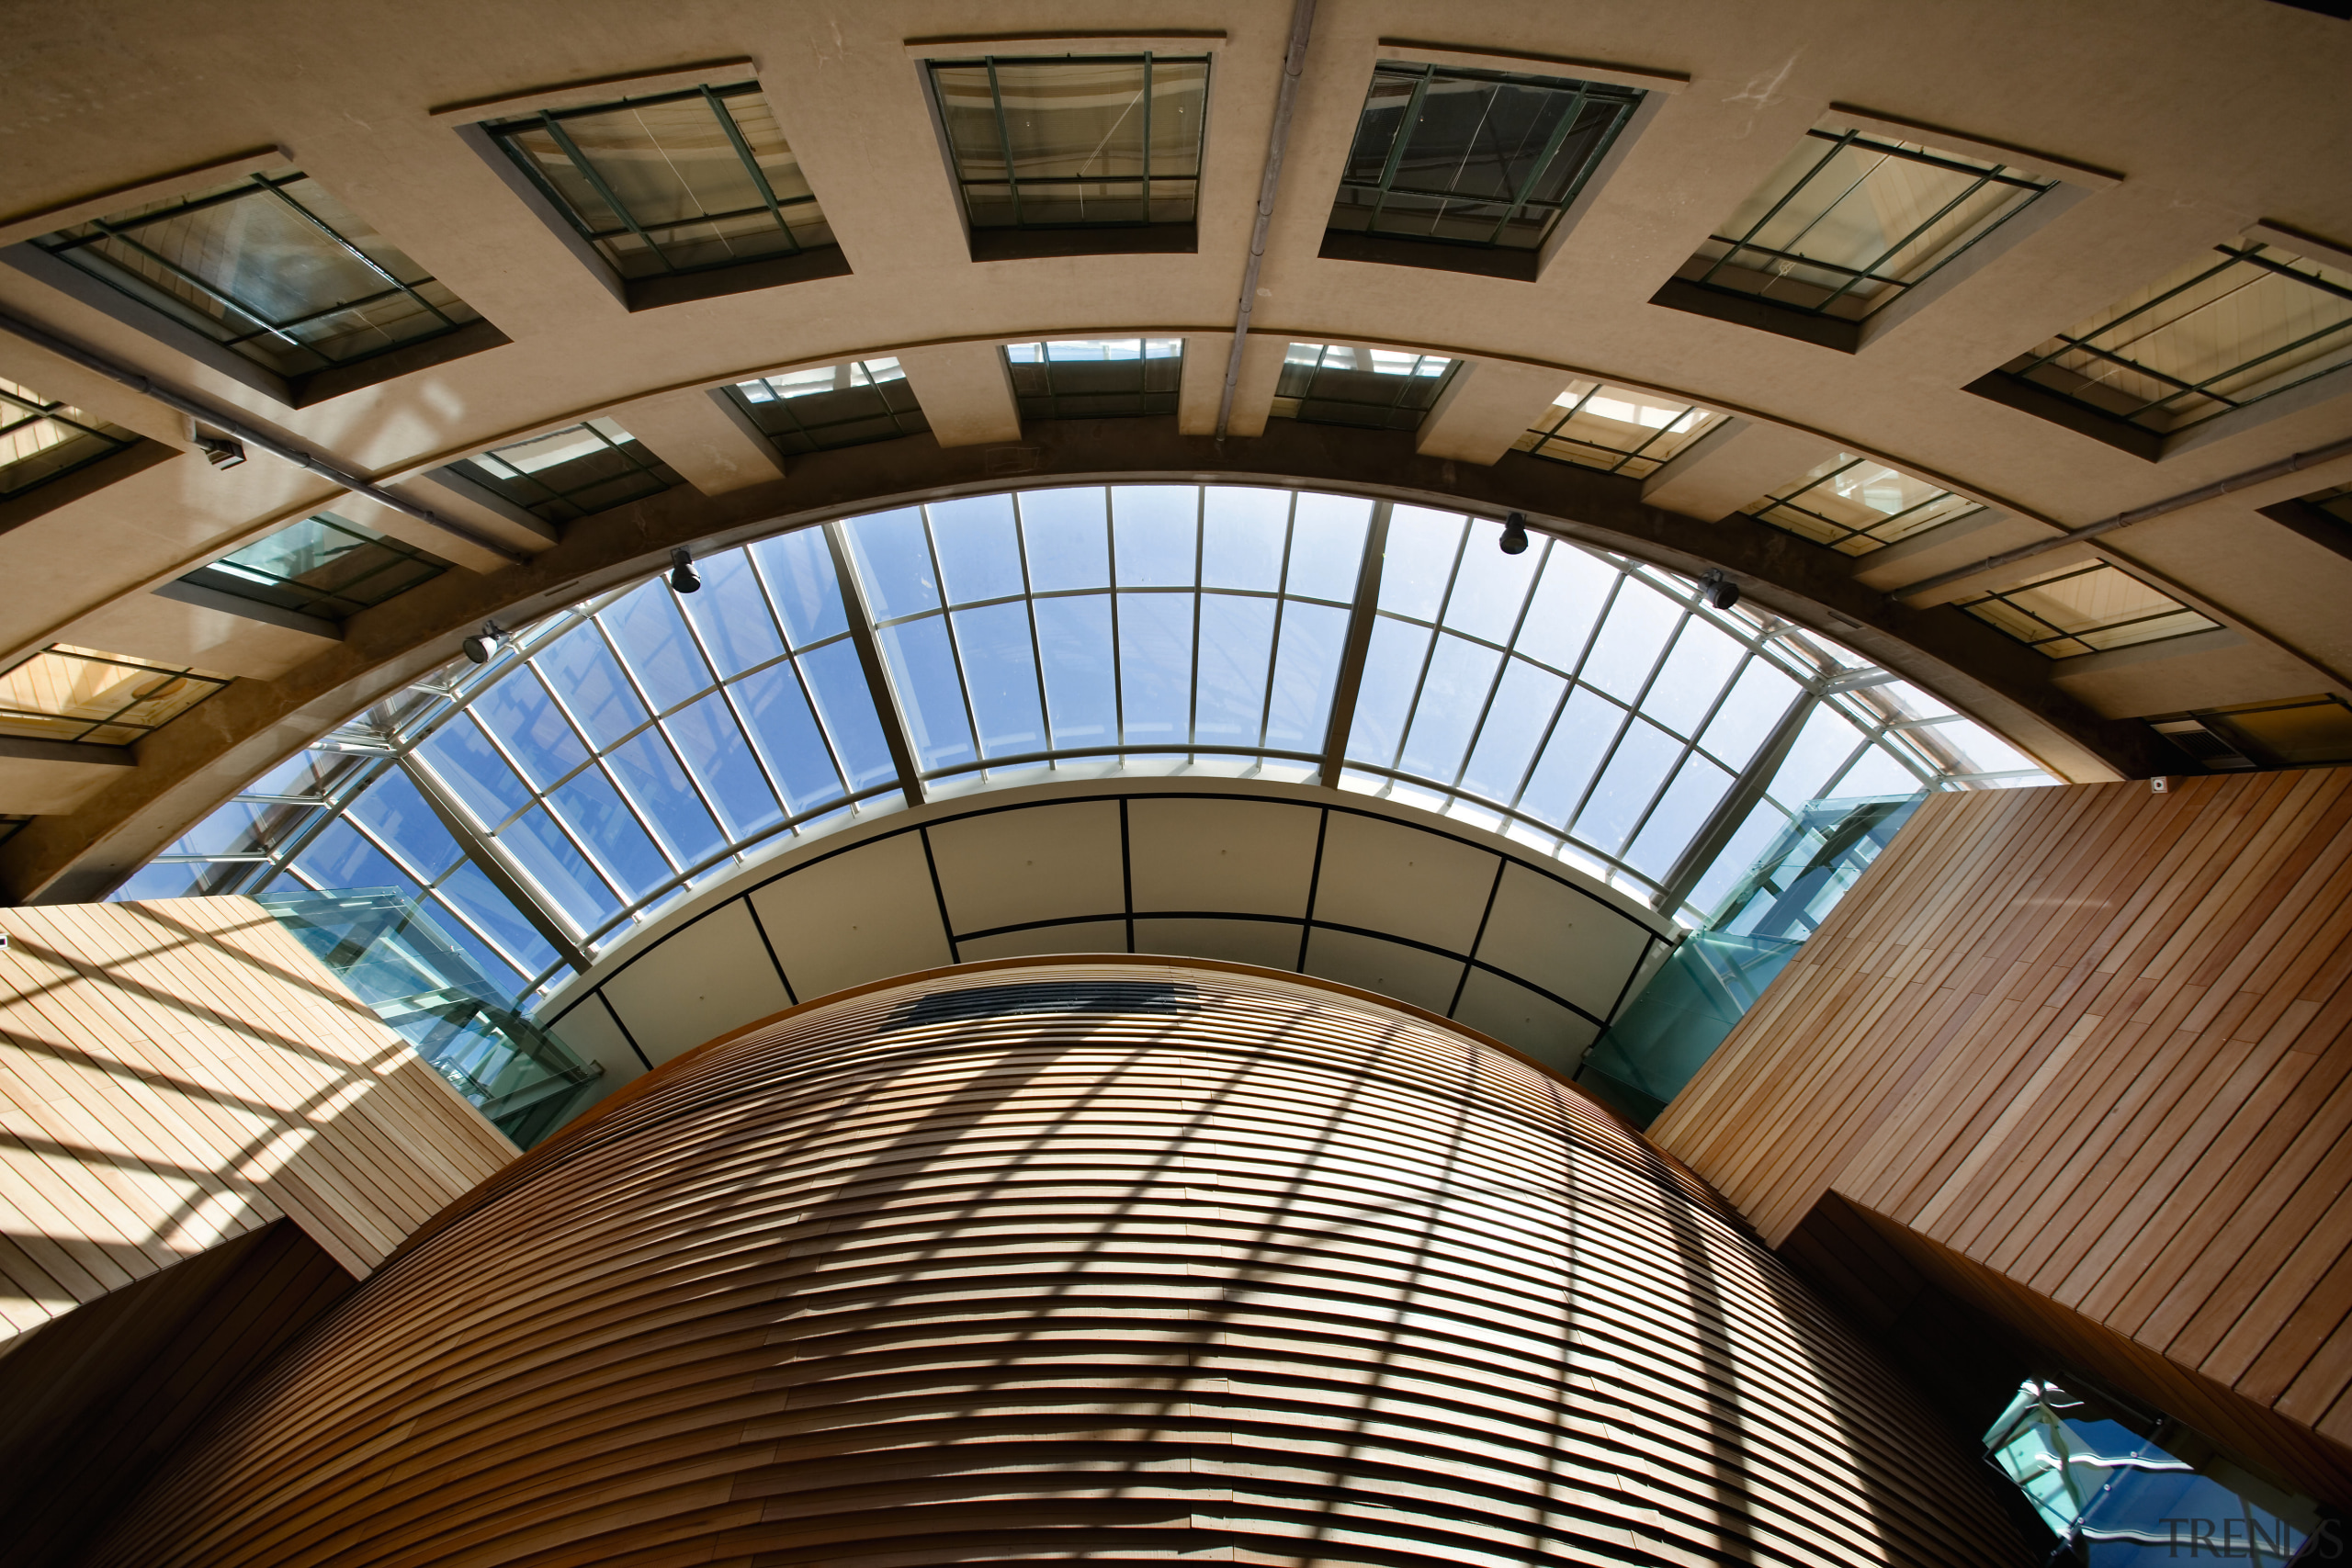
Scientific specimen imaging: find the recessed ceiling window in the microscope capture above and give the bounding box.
[2308,482,2352,525]
[928,55,1208,239]
[728,359,928,456]
[1679,126,2054,321]
[1272,343,1455,430]
[30,167,481,378]
[180,513,450,620]
[1,377,136,497]
[1745,452,1984,554]
[484,84,831,281]
[451,418,681,524]
[1513,379,1724,476]
[841,486,1367,782]
[2150,694,2352,771]
[1958,562,2218,657]
[1004,339,1182,420]
[0,644,230,745]
[1992,235,2352,435]
[1328,64,1642,255]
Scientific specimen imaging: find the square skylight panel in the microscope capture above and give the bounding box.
[486,83,831,279]
[1272,344,1455,430]
[1681,125,2053,320]
[1,377,136,497]
[454,417,681,524]
[31,167,481,377]
[1004,339,1182,419]
[1514,380,1724,476]
[1745,452,1983,553]
[1329,64,1643,253]
[182,513,450,620]
[930,55,1208,229]
[1996,235,2352,434]
[730,359,928,456]
[0,644,232,745]
[1959,562,2217,657]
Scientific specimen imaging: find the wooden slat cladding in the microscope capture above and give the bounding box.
[1652,771,2352,1486]
[0,896,515,1339]
[93,959,2034,1568]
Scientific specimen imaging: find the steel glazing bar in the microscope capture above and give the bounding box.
[1318,499,1391,787]
[824,520,928,802]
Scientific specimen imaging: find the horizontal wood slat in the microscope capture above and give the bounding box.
[93,959,2034,1568]
[1651,772,2352,1498]
[0,896,516,1341]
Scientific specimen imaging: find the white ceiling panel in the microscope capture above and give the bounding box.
[749,832,953,1001]
[1133,916,1302,972]
[603,900,793,1066]
[1302,927,1464,1015]
[958,920,1128,961]
[1310,812,1498,954]
[928,801,1125,935]
[1127,797,1321,917]
[1474,863,1659,1019]
[1452,967,1603,1077]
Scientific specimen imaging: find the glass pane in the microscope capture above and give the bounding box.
[1265,599,1348,751]
[1112,486,1197,587]
[1201,488,1289,592]
[1117,591,1193,744]
[548,769,671,897]
[503,807,620,932]
[1034,593,1117,748]
[536,629,649,747]
[1442,520,1543,643]
[1380,506,1465,620]
[1699,660,1803,771]
[1346,615,1433,768]
[931,494,1024,604]
[668,688,788,834]
[751,528,851,649]
[470,672,591,789]
[1624,755,1736,878]
[1579,581,1680,702]
[877,617,973,771]
[798,640,896,791]
[602,584,715,713]
[605,731,727,867]
[347,770,461,881]
[1194,593,1277,744]
[845,507,940,620]
[1768,705,1865,805]
[681,548,786,677]
[1459,659,1567,805]
[417,717,532,829]
[1397,634,1504,782]
[1575,719,1683,853]
[1022,488,1113,592]
[1284,493,1372,602]
[951,601,1046,757]
[1518,686,1626,827]
[1512,547,1614,672]
[1642,617,1747,739]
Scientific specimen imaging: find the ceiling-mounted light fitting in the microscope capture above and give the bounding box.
[1499,512,1529,556]
[460,621,508,666]
[194,434,246,469]
[668,547,701,594]
[1699,568,1739,612]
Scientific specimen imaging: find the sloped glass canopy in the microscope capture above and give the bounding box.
[116,483,2049,1007]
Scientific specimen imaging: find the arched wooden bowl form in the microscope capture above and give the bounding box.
[91,957,2032,1567]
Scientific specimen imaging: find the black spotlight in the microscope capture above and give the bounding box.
[460,621,506,666]
[668,546,701,593]
[1699,568,1739,612]
[1498,512,1529,556]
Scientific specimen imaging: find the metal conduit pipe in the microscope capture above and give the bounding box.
[0,310,532,567]
[1215,0,1317,440]
[1898,432,2352,599]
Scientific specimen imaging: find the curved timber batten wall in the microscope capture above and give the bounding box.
[94,958,2032,1567]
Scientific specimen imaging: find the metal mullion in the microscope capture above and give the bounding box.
[984,60,1026,228]
[394,752,593,971]
[1387,520,1474,771]
[1822,132,2045,187]
[1814,169,2000,311]
[1481,84,1590,246]
[85,220,310,353]
[1009,494,1057,762]
[924,742,1322,779]
[1317,502,1393,787]
[1750,143,1896,282]
[1106,492,1128,746]
[1139,54,1152,222]
[538,115,679,274]
[1254,491,1302,750]
[2230,245,2352,306]
[703,85,803,254]
[1186,486,1204,750]
[1446,535,1551,791]
[256,180,458,332]
[822,520,926,801]
[1697,130,1860,288]
[2138,314,2352,417]
[1610,401,1707,472]
[2015,253,2243,377]
[1652,687,1817,918]
[1559,602,1685,840]
[913,510,988,761]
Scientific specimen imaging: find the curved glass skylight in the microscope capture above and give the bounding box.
[116,483,2050,1007]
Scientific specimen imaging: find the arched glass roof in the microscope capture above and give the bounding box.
[116,483,2048,1006]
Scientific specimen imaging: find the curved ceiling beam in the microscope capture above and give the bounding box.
[0,417,2173,905]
